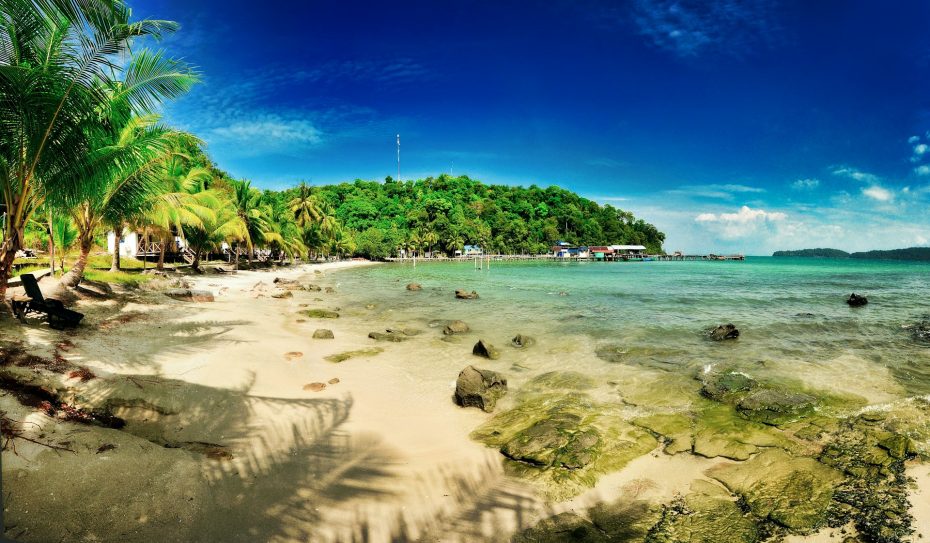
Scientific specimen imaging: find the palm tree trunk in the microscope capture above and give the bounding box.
[157,235,167,271]
[110,228,122,272]
[48,211,56,276]
[191,248,202,273]
[60,234,93,288]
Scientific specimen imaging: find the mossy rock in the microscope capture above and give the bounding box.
[736,389,817,426]
[305,309,339,319]
[709,449,843,533]
[368,331,410,342]
[324,347,384,363]
[645,481,760,543]
[700,370,757,401]
[472,393,656,500]
[518,371,597,396]
[590,499,663,540]
[512,512,608,543]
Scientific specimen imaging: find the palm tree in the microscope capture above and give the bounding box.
[50,216,78,272]
[423,228,439,257]
[59,115,187,287]
[230,180,275,266]
[184,194,247,272]
[0,1,197,299]
[288,182,322,229]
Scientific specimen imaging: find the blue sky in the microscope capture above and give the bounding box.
[133,0,930,255]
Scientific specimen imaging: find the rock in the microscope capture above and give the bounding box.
[324,287,335,293]
[736,389,817,426]
[443,320,470,335]
[304,284,322,292]
[328,378,340,385]
[273,277,298,285]
[708,323,739,341]
[710,449,843,532]
[368,331,410,342]
[324,347,384,363]
[283,351,303,361]
[304,309,339,319]
[303,382,326,392]
[501,412,599,469]
[588,499,662,541]
[511,334,534,348]
[312,329,334,339]
[406,283,422,291]
[270,290,293,299]
[455,289,479,299]
[164,289,214,302]
[847,293,868,307]
[701,370,757,401]
[472,339,500,360]
[365,304,376,310]
[386,328,422,336]
[645,481,760,543]
[453,365,508,412]
[512,512,608,543]
[904,317,930,342]
[521,371,597,394]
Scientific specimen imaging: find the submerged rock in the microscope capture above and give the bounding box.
[904,317,930,342]
[472,339,500,360]
[324,348,383,363]
[472,393,655,500]
[847,293,868,307]
[700,370,757,401]
[511,334,535,348]
[453,365,507,412]
[368,331,410,342]
[710,449,843,533]
[455,289,479,299]
[645,481,760,543]
[305,309,339,319]
[708,323,740,341]
[736,389,817,426]
[520,371,596,395]
[406,283,422,291]
[312,329,334,339]
[512,512,607,543]
[165,289,214,302]
[443,320,470,335]
[304,284,323,292]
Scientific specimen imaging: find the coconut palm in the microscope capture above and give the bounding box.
[0,0,197,298]
[288,182,323,228]
[230,180,275,266]
[184,194,247,272]
[50,216,78,272]
[59,115,188,286]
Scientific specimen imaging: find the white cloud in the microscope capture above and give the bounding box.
[669,183,765,200]
[862,186,894,202]
[792,178,820,190]
[832,166,880,184]
[916,165,930,176]
[915,144,929,156]
[206,115,324,155]
[909,135,921,144]
[694,206,787,239]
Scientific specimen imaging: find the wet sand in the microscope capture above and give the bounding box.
[1,261,929,542]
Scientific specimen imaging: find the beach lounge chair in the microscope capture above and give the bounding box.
[16,274,84,329]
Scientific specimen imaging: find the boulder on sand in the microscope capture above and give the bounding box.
[406,283,422,291]
[455,289,479,300]
[368,331,410,342]
[443,320,470,335]
[472,339,500,360]
[511,334,534,348]
[454,365,508,412]
[847,293,868,307]
[312,329,334,339]
[273,277,297,285]
[708,323,739,341]
[165,289,214,302]
[270,290,293,299]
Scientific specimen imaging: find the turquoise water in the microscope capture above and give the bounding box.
[335,257,930,398]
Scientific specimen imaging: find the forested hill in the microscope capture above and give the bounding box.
[271,175,665,259]
[773,247,930,261]
[772,248,850,258]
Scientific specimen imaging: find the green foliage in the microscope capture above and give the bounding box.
[773,248,850,258]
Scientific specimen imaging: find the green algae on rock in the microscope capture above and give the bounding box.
[512,512,608,543]
[472,392,656,500]
[517,371,597,396]
[304,309,339,319]
[324,347,384,363]
[645,481,760,543]
[709,449,843,533]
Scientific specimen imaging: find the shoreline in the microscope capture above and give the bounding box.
[1,259,929,542]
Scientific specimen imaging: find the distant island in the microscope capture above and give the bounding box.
[773,247,930,261]
[772,248,850,258]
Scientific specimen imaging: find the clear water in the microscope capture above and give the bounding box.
[335,257,930,399]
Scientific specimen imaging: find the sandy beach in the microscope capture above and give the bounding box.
[2,261,929,543]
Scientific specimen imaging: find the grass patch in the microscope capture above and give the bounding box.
[87,254,147,270]
[84,269,152,288]
[12,265,49,277]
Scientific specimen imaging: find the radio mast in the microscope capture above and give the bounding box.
[396,134,401,181]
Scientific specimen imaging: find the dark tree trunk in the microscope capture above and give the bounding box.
[60,234,93,288]
[157,235,167,271]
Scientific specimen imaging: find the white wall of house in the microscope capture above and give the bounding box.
[106,231,138,257]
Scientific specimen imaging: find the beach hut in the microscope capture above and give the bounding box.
[589,246,613,260]
[608,244,647,259]
[462,245,483,256]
